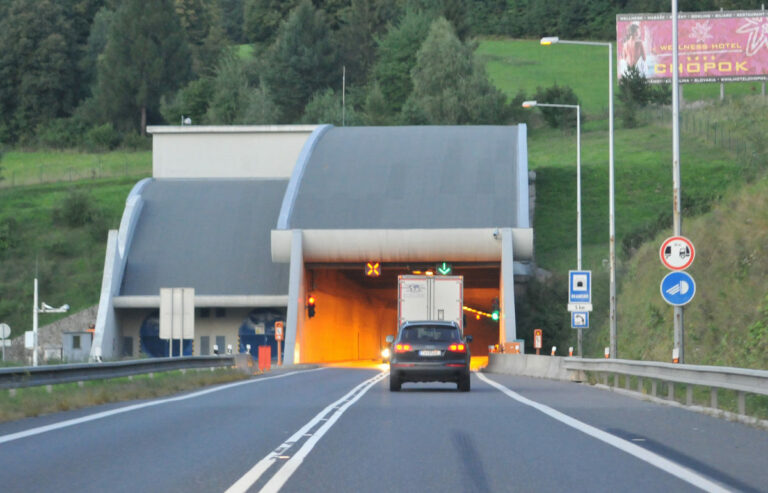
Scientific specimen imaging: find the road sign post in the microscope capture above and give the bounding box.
[275,321,284,366]
[568,271,591,357]
[660,236,695,364]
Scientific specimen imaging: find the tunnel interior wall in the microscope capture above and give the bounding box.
[300,269,397,363]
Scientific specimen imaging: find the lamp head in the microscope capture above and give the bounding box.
[540,36,559,46]
[521,100,538,108]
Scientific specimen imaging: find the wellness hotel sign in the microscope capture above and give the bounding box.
[617,10,768,83]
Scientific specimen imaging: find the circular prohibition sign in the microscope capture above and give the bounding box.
[659,236,695,271]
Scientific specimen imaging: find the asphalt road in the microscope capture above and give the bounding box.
[1,366,766,493]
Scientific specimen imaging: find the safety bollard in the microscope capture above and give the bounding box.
[551,346,556,356]
[604,347,610,358]
[568,346,573,357]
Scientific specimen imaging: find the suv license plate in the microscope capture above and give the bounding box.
[419,350,441,357]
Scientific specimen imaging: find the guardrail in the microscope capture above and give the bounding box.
[563,358,768,417]
[0,356,236,389]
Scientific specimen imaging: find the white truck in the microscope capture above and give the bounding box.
[397,275,464,331]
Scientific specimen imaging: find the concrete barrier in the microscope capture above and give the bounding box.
[483,353,584,382]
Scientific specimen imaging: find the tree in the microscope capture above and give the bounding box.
[301,88,361,126]
[261,0,338,123]
[533,83,582,129]
[371,9,432,116]
[97,0,192,135]
[175,0,227,75]
[402,17,508,125]
[242,0,296,44]
[618,65,670,128]
[0,0,80,143]
[335,0,399,88]
[219,0,245,43]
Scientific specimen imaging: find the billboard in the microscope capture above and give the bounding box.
[617,10,768,83]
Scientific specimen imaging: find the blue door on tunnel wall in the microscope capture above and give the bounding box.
[140,311,193,357]
[239,309,285,359]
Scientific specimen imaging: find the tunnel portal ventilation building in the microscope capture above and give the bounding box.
[91,124,534,364]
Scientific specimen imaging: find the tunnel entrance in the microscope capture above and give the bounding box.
[298,262,501,363]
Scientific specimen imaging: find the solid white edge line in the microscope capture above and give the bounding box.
[225,371,388,493]
[476,372,730,493]
[0,368,326,445]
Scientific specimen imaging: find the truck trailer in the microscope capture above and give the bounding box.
[397,275,463,331]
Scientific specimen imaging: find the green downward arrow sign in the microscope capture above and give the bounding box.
[437,262,452,275]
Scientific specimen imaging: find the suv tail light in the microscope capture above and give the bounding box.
[394,343,412,353]
[448,343,466,352]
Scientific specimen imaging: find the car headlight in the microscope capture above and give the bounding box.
[381,348,391,359]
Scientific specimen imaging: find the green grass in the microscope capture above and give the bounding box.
[1,150,150,188]
[477,38,763,114]
[0,178,139,338]
[235,43,255,59]
[0,368,249,422]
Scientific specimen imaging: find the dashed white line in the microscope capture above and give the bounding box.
[477,372,729,493]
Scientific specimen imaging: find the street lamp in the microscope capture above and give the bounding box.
[523,100,584,357]
[522,101,582,268]
[32,277,69,366]
[541,35,617,359]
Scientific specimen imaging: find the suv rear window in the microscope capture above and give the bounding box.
[400,326,460,343]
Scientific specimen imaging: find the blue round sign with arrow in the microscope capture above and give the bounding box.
[660,271,696,306]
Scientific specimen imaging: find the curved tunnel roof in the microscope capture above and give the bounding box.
[120,179,289,296]
[285,125,527,230]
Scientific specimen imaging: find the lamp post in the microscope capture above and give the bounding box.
[523,100,584,356]
[32,278,69,366]
[541,36,616,359]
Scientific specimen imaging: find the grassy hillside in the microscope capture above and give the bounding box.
[0,179,140,338]
[478,38,768,367]
[477,39,763,114]
[614,176,768,368]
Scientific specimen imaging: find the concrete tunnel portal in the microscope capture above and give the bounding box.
[296,262,502,363]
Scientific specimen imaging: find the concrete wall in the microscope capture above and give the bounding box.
[298,270,397,363]
[484,353,581,381]
[116,308,250,357]
[148,126,317,179]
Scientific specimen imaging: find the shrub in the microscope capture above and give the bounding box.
[84,124,120,152]
[36,118,86,149]
[121,132,151,151]
[56,189,97,227]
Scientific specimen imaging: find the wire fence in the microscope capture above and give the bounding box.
[0,159,151,189]
[639,105,764,165]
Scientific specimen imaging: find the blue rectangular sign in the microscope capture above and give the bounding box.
[571,312,589,329]
[569,270,591,304]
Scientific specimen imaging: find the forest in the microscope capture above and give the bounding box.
[0,0,764,149]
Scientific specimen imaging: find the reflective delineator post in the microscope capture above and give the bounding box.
[604,347,610,359]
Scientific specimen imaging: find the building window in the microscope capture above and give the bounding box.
[122,337,134,357]
[72,335,81,349]
[200,308,211,318]
[215,308,226,318]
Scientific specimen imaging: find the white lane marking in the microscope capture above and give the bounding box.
[0,368,325,445]
[476,372,729,493]
[226,371,388,493]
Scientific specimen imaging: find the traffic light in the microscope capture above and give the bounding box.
[307,294,316,318]
[491,297,500,321]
